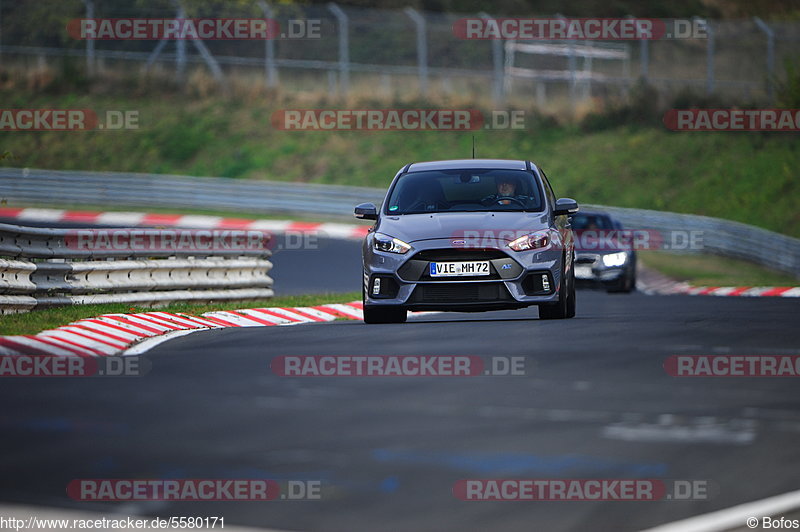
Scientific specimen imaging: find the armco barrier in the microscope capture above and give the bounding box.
[0,168,385,219]
[1,168,798,278]
[0,222,274,313]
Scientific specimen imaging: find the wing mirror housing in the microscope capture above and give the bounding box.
[554,198,579,216]
[354,202,378,220]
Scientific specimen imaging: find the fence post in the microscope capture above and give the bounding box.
[328,70,337,98]
[144,39,169,72]
[568,42,577,110]
[557,15,578,111]
[258,1,278,88]
[479,12,504,104]
[754,17,775,102]
[640,38,649,81]
[702,17,714,95]
[404,7,428,97]
[189,33,225,85]
[503,39,515,96]
[82,0,95,76]
[327,3,350,96]
[175,4,187,85]
[582,40,593,100]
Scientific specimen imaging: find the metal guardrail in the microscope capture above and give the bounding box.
[1,168,798,279]
[0,221,274,313]
[0,168,384,219]
[585,205,800,278]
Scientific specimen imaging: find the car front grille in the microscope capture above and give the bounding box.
[408,282,512,303]
[398,248,517,282]
[411,249,509,261]
[575,254,599,265]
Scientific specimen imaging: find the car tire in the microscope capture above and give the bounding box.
[362,285,407,324]
[607,266,636,293]
[363,305,407,324]
[539,255,576,320]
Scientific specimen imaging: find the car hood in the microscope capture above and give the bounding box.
[376,211,550,244]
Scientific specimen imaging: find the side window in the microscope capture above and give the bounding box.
[539,168,556,210]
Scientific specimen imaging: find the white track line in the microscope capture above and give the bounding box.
[641,488,800,532]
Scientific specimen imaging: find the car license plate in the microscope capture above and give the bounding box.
[430,261,490,277]
[574,265,593,279]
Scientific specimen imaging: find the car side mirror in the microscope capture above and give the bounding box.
[354,202,378,220]
[554,198,579,216]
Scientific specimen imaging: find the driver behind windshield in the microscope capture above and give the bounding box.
[482,176,528,206]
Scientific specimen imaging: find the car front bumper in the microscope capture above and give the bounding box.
[574,253,630,284]
[363,237,565,312]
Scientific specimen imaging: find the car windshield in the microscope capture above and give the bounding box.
[385,169,543,214]
[570,213,614,230]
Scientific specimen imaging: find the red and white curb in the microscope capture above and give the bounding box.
[0,207,370,241]
[0,302,369,357]
[676,286,800,297]
[641,283,800,298]
[637,267,800,297]
[3,207,797,300]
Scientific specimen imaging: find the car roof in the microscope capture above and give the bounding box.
[406,159,529,173]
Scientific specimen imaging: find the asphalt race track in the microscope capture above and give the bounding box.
[1,286,799,531]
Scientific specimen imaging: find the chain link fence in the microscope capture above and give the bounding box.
[1,1,798,105]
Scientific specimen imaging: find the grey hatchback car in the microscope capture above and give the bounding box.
[355,159,579,324]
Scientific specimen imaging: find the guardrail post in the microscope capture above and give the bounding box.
[404,7,428,97]
[754,17,775,102]
[327,3,350,96]
[479,12,504,104]
[258,1,278,88]
[82,0,96,76]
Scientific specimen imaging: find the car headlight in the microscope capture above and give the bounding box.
[508,231,550,252]
[373,232,411,254]
[602,251,628,267]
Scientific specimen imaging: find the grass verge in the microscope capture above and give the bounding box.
[0,292,361,336]
[1,90,798,238]
[638,252,800,286]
